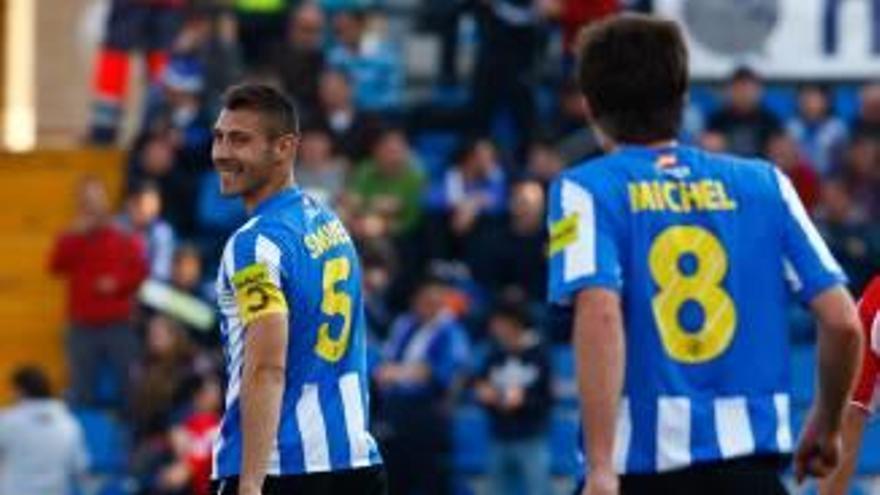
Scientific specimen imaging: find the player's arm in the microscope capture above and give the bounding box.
[240,312,288,494]
[818,405,868,495]
[546,176,623,494]
[231,234,290,495]
[573,288,624,491]
[773,169,863,480]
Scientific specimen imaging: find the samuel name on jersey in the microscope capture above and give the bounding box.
[213,188,382,479]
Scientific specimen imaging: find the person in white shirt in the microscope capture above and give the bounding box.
[0,366,89,495]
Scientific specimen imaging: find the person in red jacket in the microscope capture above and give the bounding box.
[819,275,880,495]
[49,176,149,407]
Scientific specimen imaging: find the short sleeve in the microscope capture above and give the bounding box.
[547,177,622,304]
[774,169,847,303]
[230,227,289,326]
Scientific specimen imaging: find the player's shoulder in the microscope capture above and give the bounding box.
[690,147,778,181]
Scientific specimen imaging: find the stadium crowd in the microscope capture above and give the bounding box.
[25,0,880,494]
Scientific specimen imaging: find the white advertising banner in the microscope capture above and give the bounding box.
[654,0,880,79]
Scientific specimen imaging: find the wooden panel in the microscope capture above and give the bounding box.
[0,148,123,403]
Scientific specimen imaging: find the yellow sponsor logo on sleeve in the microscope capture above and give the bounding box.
[549,214,579,256]
[231,262,289,325]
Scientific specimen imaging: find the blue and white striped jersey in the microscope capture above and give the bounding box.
[212,187,382,479]
[547,145,846,475]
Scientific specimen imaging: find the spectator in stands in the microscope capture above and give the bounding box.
[118,180,176,281]
[787,84,848,176]
[470,0,541,154]
[472,180,548,304]
[766,131,822,213]
[270,3,328,121]
[851,82,880,140]
[328,9,403,113]
[297,125,350,206]
[842,134,880,218]
[313,70,381,161]
[707,66,781,157]
[129,314,199,441]
[171,9,244,116]
[89,0,186,144]
[553,80,601,164]
[525,139,566,190]
[539,0,619,74]
[156,374,221,495]
[424,138,507,259]
[361,239,398,339]
[375,279,470,495]
[234,0,289,68]
[0,366,88,495]
[815,177,880,294]
[48,177,148,408]
[474,301,553,495]
[349,128,425,237]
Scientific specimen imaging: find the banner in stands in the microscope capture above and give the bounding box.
[654,0,880,79]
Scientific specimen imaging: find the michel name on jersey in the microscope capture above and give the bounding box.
[628,179,737,213]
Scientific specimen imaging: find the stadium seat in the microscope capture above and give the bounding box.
[74,408,130,475]
[452,405,490,475]
[857,417,880,474]
[789,344,816,408]
[549,408,580,477]
[832,85,861,123]
[551,345,578,408]
[688,85,721,117]
[763,85,799,122]
[412,131,459,179]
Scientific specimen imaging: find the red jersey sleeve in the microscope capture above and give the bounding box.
[852,277,880,413]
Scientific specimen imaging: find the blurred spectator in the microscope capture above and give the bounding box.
[297,125,350,206]
[471,181,548,304]
[470,0,541,152]
[270,3,328,121]
[129,314,199,440]
[129,132,201,237]
[234,0,289,68]
[707,67,781,157]
[765,131,822,213]
[787,84,848,176]
[852,82,880,141]
[699,130,728,153]
[48,177,148,407]
[375,279,470,495]
[361,239,398,339]
[552,80,601,164]
[841,134,880,218]
[815,178,880,293]
[195,171,249,264]
[156,375,221,495]
[313,70,381,161]
[425,138,507,242]
[525,140,566,190]
[328,9,404,113]
[539,0,619,73]
[89,0,186,144]
[474,301,553,495]
[349,128,426,237]
[171,10,245,115]
[419,0,467,86]
[118,180,177,281]
[170,243,208,301]
[0,366,88,495]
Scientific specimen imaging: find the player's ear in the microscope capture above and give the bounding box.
[275,133,299,160]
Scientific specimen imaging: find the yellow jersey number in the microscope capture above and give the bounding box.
[648,225,737,364]
[314,256,353,363]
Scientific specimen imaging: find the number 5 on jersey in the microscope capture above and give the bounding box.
[315,256,353,362]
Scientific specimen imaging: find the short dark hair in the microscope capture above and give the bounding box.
[12,365,52,399]
[222,83,300,137]
[490,300,532,329]
[577,14,688,143]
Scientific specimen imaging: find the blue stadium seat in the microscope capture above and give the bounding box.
[74,408,129,474]
[412,131,459,180]
[548,408,580,477]
[689,85,721,118]
[790,344,816,408]
[833,85,860,123]
[763,86,798,122]
[551,345,578,408]
[452,405,490,475]
[857,417,880,474]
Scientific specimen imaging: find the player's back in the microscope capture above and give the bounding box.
[548,145,844,473]
[213,188,381,478]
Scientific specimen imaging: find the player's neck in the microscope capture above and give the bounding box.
[244,174,296,214]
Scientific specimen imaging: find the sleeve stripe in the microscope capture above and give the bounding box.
[561,179,596,282]
[256,234,283,286]
[783,258,803,293]
[872,312,880,357]
[774,169,842,275]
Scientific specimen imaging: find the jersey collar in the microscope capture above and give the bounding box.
[252,187,302,216]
